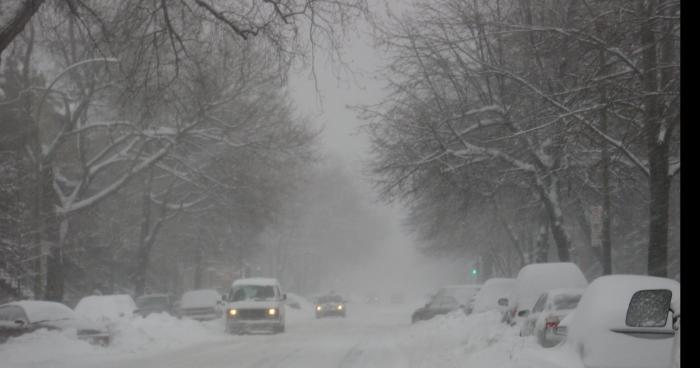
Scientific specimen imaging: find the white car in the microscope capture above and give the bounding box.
[507,262,588,333]
[524,288,584,347]
[471,278,515,315]
[74,294,137,325]
[566,275,679,368]
[225,278,286,334]
[0,300,111,345]
[177,289,224,321]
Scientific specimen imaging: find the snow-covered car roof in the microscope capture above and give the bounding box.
[232,278,281,287]
[436,284,481,305]
[472,278,515,313]
[7,300,76,323]
[513,263,588,311]
[180,289,221,308]
[74,294,137,322]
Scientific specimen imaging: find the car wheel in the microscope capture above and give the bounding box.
[536,329,546,347]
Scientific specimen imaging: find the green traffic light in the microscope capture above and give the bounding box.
[471,268,478,275]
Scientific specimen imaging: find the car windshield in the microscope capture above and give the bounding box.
[552,294,582,311]
[230,285,276,302]
[318,295,343,303]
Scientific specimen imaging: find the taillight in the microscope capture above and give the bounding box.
[545,315,560,329]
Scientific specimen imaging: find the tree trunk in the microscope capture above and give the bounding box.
[535,211,549,263]
[640,0,669,277]
[539,178,571,262]
[133,172,154,296]
[599,47,613,275]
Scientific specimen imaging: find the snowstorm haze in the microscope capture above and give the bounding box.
[283,14,472,300]
[0,1,680,367]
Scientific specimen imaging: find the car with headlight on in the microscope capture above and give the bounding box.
[315,294,346,318]
[0,300,110,345]
[225,278,286,334]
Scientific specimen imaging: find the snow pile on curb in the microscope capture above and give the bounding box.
[108,313,228,354]
[0,328,102,367]
[398,310,584,368]
[285,292,316,325]
[0,313,231,367]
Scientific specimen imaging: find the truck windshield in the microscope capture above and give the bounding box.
[230,285,276,302]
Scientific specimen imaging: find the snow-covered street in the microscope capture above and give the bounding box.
[1,302,583,368]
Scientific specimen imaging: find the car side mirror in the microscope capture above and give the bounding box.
[14,320,26,327]
[517,310,530,318]
[670,308,680,331]
[498,298,509,307]
[281,294,287,301]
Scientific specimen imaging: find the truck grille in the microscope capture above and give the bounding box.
[237,309,269,320]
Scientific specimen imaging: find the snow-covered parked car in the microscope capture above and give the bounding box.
[524,288,584,347]
[434,284,481,313]
[507,262,588,334]
[74,294,137,325]
[177,289,224,321]
[225,278,286,334]
[411,294,461,323]
[135,293,173,317]
[471,278,515,316]
[566,275,679,368]
[0,300,110,345]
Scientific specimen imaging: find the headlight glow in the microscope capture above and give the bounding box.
[228,309,237,317]
[337,305,343,310]
[268,308,277,316]
[316,305,322,311]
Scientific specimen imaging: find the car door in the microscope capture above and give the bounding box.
[527,293,548,336]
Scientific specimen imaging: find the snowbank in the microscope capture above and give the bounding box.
[285,293,316,325]
[397,309,584,368]
[0,312,231,367]
[108,313,228,353]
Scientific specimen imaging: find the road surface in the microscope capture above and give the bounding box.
[82,303,414,368]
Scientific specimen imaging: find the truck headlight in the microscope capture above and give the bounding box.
[268,308,277,316]
[316,305,322,311]
[337,305,343,310]
[228,309,237,317]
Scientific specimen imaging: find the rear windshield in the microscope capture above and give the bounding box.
[626,289,672,328]
[553,294,582,310]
